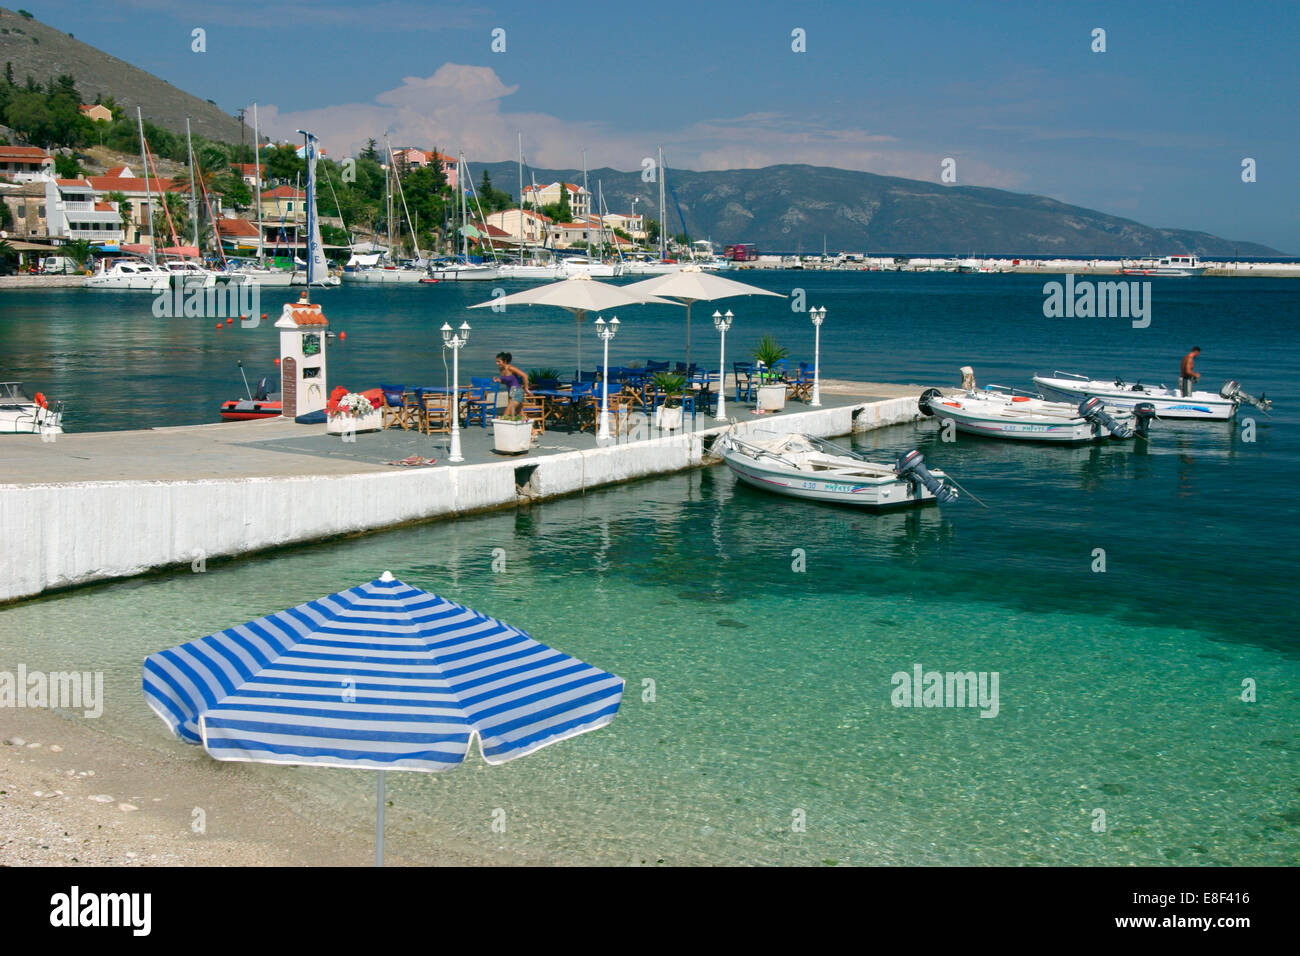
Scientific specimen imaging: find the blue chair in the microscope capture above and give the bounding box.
[380,384,408,429]
[733,363,755,403]
[646,359,669,374]
[693,371,717,414]
[465,376,499,426]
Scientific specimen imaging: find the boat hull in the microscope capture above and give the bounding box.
[925,394,1131,443]
[719,444,938,509]
[220,400,282,421]
[1032,375,1235,420]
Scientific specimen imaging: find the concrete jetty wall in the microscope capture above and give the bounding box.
[2,396,921,604]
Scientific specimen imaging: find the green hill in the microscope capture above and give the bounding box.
[0,6,248,144]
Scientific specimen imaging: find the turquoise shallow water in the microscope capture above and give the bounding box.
[1,422,1297,864]
[2,274,1298,864]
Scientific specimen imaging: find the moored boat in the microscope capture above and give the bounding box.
[717,432,958,509]
[919,385,1147,443]
[219,364,281,421]
[0,382,64,435]
[1121,254,1206,277]
[1032,371,1270,421]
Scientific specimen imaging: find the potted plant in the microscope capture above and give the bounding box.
[752,334,789,411]
[651,372,687,430]
[326,391,381,435]
[493,413,532,454]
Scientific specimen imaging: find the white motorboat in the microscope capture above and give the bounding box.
[87,257,170,291]
[0,382,64,435]
[920,385,1146,443]
[160,258,217,289]
[1032,371,1270,421]
[717,432,958,509]
[1122,254,1206,277]
[622,259,684,276]
[559,256,622,278]
[424,260,501,282]
[497,261,563,281]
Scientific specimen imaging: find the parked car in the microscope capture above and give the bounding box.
[40,256,81,275]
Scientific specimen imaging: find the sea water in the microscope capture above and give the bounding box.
[0,273,1297,864]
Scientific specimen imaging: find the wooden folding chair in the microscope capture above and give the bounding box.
[521,394,546,435]
[420,393,452,435]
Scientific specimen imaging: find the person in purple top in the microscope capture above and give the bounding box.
[494,352,535,434]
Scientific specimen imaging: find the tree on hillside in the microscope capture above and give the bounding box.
[360,139,379,162]
[264,143,304,183]
[54,153,82,177]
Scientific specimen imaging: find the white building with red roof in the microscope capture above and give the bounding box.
[0,145,55,184]
[390,148,458,189]
[521,182,590,219]
[485,208,552,243]
[43,178,126,244]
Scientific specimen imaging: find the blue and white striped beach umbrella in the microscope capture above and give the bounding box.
[143,572,624,862]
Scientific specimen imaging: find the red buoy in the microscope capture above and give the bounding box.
[226,317,234,325]
[338,331,346,341]
[261,313,268,320]
[216,323,223,330]
[274,357,281,365]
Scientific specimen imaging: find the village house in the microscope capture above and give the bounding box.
[43,179,125,244]
[0,181,49,238]
[521,182,590,219]
[78,104,114,124]
[233,163,267,188]
[485,208,552,243]
[0,145,55,184]
[390,147,459,190]
[259,185,305,222]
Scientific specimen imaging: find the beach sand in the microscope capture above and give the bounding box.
[0,704,502,867]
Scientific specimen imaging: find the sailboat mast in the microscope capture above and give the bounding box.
[460,153,468,260]
[658,146,665,261]
[253,104,264,261]
[186,118,198,252]
[517,132,524,263]
[582,149,588,256]
[137,108,155,264]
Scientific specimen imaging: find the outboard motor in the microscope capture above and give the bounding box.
[895,450,958,504]
[255,377,270,401]
[1132,402,1157,437]
[1079,396,1132,438]
[918,387,943,417]
[1220,380,1272,412]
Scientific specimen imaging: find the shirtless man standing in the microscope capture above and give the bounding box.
[1180,347,1201,396]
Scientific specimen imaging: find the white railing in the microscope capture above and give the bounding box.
[68,229,125,240]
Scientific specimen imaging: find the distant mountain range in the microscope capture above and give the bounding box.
[0,6,249,144]
[473,161,1284,258]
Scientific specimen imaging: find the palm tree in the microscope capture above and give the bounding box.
[60,238,94,269]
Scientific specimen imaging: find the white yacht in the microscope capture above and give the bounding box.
[497,260,563,281]
[424,259,501,282]
[160,258,217,289]
[87,258,171,291]
[559,256,622,278]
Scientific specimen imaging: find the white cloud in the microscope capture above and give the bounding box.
[259,63,1024,188]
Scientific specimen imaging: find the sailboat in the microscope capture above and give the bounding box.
[287,130,341,286]
[88,107,172,291]
[426,153,500,281]
[623,146,682,276]
[228,104,294,286]
[497,134,561,281]
[343,139,424,283]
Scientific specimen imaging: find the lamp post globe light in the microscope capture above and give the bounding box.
[810,306,825,408]
[595,314,619,440]
[441,320,470,462]
[713,309,733,421]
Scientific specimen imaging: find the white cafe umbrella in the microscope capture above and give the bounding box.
[623,265,786,371]
[469,273,681,373]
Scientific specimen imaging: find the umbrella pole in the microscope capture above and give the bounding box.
[375,770,385,867]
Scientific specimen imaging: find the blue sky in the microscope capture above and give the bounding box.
[25,0,1300,250]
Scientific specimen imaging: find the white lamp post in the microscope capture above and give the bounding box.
[810,306,825,407]
[713,309,733,421]
[441,320,470,461]
[595,314,619,440]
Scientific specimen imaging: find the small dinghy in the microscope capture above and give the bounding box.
[717,432,958,509]
[219,362,282,421]
[1032,371,1271,421]
[920,383,1150,443]
[0,382,64,435]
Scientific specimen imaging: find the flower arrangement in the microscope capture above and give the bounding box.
[330,392,376,418]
